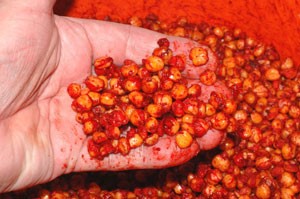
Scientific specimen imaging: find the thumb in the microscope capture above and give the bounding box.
[65,18,216,68]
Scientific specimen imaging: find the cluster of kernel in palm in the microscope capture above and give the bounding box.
[67,38,233,160]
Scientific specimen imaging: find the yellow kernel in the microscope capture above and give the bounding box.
[265,67,280,81]
[176,131,193,148]
[129,133,143,148]
[189,47,209,66]
[144,56,164,72]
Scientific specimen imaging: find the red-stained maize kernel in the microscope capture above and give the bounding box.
[193,118,209,137]
[211,112,229,130]
[109,77,125,95]
[152,46,173,64]
[171,83,188,100]
[160,78,174,91]
[176,130,193,149]
[189,47,209,66]
[265,67,280,81]
[128,91,149,108]
[94,56,113,69]
[122,76,142,92]
[146,104,163,118]
[169,55,186,71]
[205,103,216,116]
[223,99,237,114]
[183,97,199,115]
[72,94,93,113]
[141,76,160,94]
[168,67,182,82]
[157,38,170,48]
[199,69,217,86]
[212,154,230,172]
[87,91,101,106]
[172,100,185,117]
[130,109,148,127]
[83,119,98,135]
[153,92,173,112]
[67,83,81,99]
[158,115,180,136]
[144,117,159,133]
[188,84,202,97]
[100,92,117,106]
[182,114,195,124]
[85,75,105,92]
[128,133,143,148]
[121,60,139,77]
[92,131,108,144]
[144,133,159,146]
[144,56,164,72]
[117,137,131,155]
[97,75,108,89]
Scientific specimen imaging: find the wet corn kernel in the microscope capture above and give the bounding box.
[121,59,139,77]
[199,69,217,86]
[85,75,105,92]
[176,130,193,149]
[94,56,113,69]
[169,54,186,71]
[144,133,159,146]
[144,56,164,72]
[141,76,160,94]
[182,114,195,124]
[130,109,148,127]
[181,122,195,135]
[265,67,280,81]
[189,47,209,66]
[144,117,159,133]
[128,91,148,108]
[152,46,173,64]
[87,91,101,106]
[72,94,93,113]
[128,133,143,148]
[211,112,229,130]
[92,131,108,144]
[153,91,173,112]
[100,92,117,106]
[67,83,81,99]
[188,84,202,97]
[122,76,142,92]
[205,103,216,116]
[117,137,130,155]
[83,120,98,135]
[171,83,188,100]
[159,116,180,136]
[146,104,163,118]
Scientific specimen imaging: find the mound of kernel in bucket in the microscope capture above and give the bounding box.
[67,38,228,160]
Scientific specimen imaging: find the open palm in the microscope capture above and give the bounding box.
[0,1,227,192]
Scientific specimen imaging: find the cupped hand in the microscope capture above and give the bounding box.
[0,0,229,192]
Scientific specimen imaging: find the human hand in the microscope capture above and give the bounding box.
[0,0,229,192]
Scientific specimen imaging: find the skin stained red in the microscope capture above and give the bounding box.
[61,163,67,170]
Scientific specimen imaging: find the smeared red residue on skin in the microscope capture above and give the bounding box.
[172,41,180,51]
[169,143,199,166]
[62,163,67,170]
[152,147,161,155]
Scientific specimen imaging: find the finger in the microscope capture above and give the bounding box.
[65,18,216,71]
[73,135,200,172]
